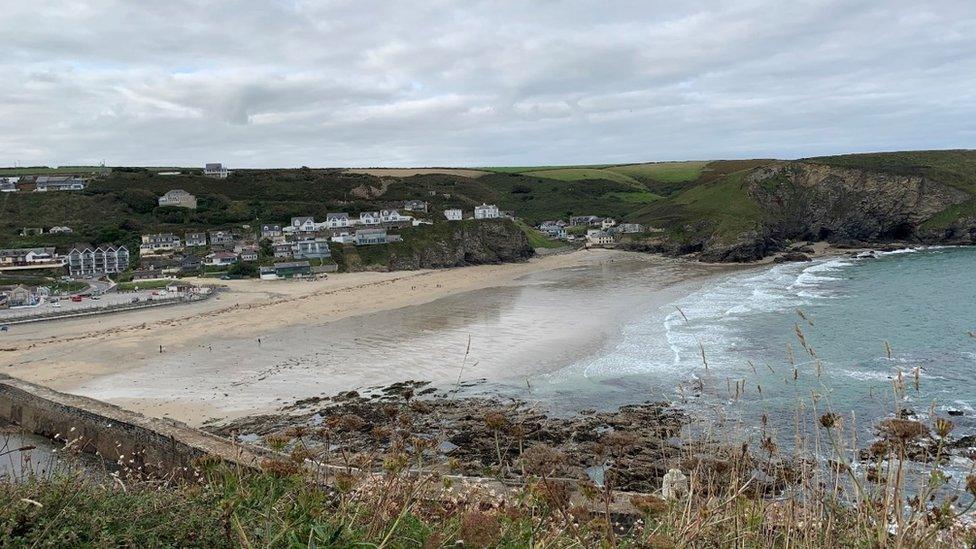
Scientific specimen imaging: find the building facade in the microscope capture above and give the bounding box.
[292,237,332,259]
[34,176,87,191]
[66,246,130,277]
[474,203,500,219]
[139,233,183,255]
[444,208,463,221]
[158,189,198,209]
[204,163,228,178]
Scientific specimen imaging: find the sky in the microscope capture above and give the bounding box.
[1,0,975,168]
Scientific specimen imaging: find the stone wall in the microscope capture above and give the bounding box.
[0,375,269,475]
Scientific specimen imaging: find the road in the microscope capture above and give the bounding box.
[0,289,186,322]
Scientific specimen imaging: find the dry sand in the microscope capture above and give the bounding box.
[3,249,725,424]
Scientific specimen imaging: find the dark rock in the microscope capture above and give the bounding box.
[773,252,812,263]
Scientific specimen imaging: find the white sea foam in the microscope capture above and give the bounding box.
[660,258,852,375]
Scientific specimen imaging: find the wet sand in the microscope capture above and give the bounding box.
[1,250,737,426]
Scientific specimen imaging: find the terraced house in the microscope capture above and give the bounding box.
[66,245,130,277]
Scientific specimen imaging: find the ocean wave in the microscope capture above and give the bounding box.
[662,257,853,373]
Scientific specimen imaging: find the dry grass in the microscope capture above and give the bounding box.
[3,310,976,546]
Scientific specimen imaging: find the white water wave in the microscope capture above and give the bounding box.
[664,258,852,374]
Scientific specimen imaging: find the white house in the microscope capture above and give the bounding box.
[587,229,614,246]
[291,216,316,232]
[380,209,411,223]
[139,233,183,255]
[444,208,463,221]
[601,218,617,230]
[49,226,73,234]
[261,224,282,238]
[185,232,208,247]
[474,203,500,219]
[204,163,228,178]
[205,251,238,266]
[325,213,351,228]
[34,176,86,191]
[0,178,17,192]
[209,230,235,245]
[402,200,428,213]
[617,223,644,234]
[158,189,197,209]
[359,211,382,225]
[330,231,356,244]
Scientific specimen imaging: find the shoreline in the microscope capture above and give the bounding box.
[1,249,740,425]
[0,241,935,427]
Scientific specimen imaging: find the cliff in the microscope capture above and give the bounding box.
[336,219,535,272]
[633,151,976,262]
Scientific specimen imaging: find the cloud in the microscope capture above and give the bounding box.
[0,0,974,167]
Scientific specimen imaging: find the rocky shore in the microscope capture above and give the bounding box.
[206,381,691,492]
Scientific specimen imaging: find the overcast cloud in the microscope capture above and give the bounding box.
[2,0,975,167]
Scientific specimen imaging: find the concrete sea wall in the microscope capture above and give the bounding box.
[0,374,269,474]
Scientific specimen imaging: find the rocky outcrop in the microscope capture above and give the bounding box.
[692,161,974,262]
[748,162,970,243]
[387,219,534,270]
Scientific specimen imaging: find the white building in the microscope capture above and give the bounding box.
[0,178,17,192]
[205,251,238,266]
[291,216,316,232]
[140,233,183,255]
[34,176,86,191]
[444,208,463,221]
[325,213,351,229]
[586,229,614,246]
[66,246,130,277]
[158,189,198,209]
[260,224,282,238]
[601,218,617,230]
[359,211,382,225]
[185,232,208,247]
[380,209,411,223]
[402,200,428,213]
[616,223,645,234]
[204,163,228,178]
[292,237,332,259]
[474,203,500,219]
[49,226,73,234]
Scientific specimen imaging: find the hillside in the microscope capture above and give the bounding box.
[628,151,976,260]
[3,151,976,266]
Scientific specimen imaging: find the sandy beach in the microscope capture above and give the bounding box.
[1,249,737,425]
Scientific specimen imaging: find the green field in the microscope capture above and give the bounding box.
[520,167,642,186]
[605,161,708,183]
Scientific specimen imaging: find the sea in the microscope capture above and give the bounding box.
[523,246,976,446]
